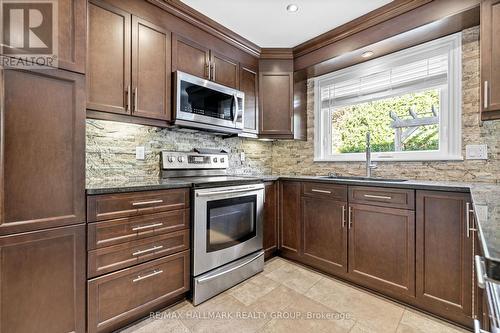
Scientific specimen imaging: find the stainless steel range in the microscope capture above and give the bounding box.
[161,149,264,305]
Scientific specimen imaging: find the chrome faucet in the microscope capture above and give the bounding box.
[366,132,377,178]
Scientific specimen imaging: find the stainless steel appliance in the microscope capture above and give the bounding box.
[160,150,264,305]
[173,71,245,134]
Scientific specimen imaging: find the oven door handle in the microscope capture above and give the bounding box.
[196,251,264,284]
[196,186,261,197]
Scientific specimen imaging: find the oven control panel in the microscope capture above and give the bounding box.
[161,151,229,170]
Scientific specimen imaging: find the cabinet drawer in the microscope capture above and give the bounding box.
[349,186,414,210]
[302,182,347,201]
[88,230,190,278]
[88,250,190,333]
[88,209,190,250]
[87,189,190,222]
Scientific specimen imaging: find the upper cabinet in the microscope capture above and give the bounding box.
[240,64,259,134]
[87,0,171,121]
[481,0,500,120]
[172,34,240,89]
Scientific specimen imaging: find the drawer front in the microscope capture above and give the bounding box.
[349,186,415,210]
[88,250,190,333]
[302,182,347,201]
[88,230,190,278]
[87,189,190,222]
[88,209,190,250]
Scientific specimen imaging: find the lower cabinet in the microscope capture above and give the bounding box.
[0,225,86,333]
[278,181,475,328]
[416,190,473,327]
[263,182,279,259]
[88,251,190,333]
[348,204,415,298]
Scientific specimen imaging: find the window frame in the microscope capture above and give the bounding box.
[314,33,463,162]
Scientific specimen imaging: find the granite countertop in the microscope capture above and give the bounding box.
[86,174,499,280]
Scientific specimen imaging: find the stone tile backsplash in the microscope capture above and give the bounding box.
[87,27,500,185]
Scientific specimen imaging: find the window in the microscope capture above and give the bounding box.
[314,33,462,162]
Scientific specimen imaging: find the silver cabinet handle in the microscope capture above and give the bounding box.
[311,189,331,194]
[134,87,138,112]
[475,255,486,289]
[341,205,346,228]
[466,202,476,238]
[484,81,489,109]
[132,223,163,231]
[212,62,216,81]
[363,194,392,200]
[132,245,164,256]
[348,206,353,229]
[132,269,163,283]
[132,199,164,206]
[126,85,131,112]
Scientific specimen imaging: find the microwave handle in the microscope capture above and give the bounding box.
[232,94,239,125]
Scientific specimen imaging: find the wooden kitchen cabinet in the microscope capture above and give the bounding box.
[87,0,131,115]
[88,0,171,121]
[132,17,172,120]
[240,64,259,134]
[481,0,500,120]
[348,203,416,298]
[0,67,85,235]
[416,190,473,327]
[302,196,348,276]
[263,182,279,259]
[259,72,294,137]
[0,224,86,333]
[279,181,301,260]
[211,51,239,89]
[172,34,211,79]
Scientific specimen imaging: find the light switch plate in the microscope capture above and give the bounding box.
[240,152,246,162]
[136,146,145,160]
[465,144,488,160]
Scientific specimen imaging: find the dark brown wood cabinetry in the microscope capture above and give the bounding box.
[263,182,279,259]
[259,72,294,137]
[279,181,301,259]
[172,34,211,79]
[416,190,473,327]
[88,0,171,121]
[211,51,240,89]
[0,225,86,333]
[481,0,500,120]
[0,67,85,235]
[240,64,259,134]
[348,204,415,298]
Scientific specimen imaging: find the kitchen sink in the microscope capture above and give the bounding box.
[320,175,408,182]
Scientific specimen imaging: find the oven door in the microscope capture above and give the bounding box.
[174,71,244,133]
[193,183,264,276]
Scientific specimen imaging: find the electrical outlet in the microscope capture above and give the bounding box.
[136,146,145,160]
[465,144,488,160]
[240,152,246,162]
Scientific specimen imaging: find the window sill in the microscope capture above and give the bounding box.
[314,155,464,162]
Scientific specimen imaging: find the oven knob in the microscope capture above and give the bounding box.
[167,156,174,163]
[221,158,225,163]
[213,157,218,163]
[178,156,184,162]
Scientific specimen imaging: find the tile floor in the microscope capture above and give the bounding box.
[121,258,469,333]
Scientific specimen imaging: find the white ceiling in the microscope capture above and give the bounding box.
[180,0,393,48]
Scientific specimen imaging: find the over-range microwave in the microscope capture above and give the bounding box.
[173,71,244,134]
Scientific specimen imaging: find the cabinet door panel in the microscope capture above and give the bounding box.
[481,0,500,119]
[211,52,239,88]
[240,65,258,133]
[87,0,131,114]
[132,17,171,120]
[416,190,473,326]
[302,197,347,275]
[172,35,210,79]
[0,225,86,333]
[1,67,85,235]
[263,182,278,259]
[348,204,415,298]
[279,181,300,259]
[58,0,86,73]
[259,72,293,137]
